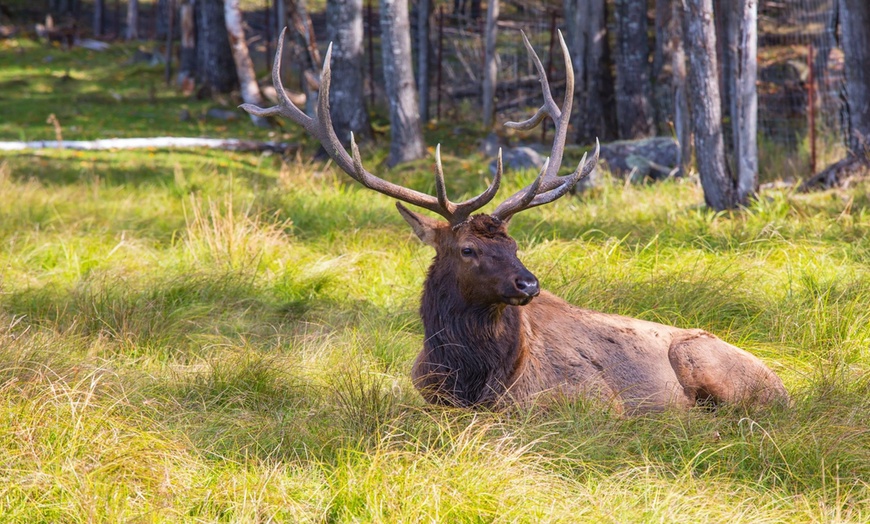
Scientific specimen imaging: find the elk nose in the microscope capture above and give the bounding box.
[515,276,540,297]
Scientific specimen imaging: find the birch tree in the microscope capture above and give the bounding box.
[225,0,270,127]
[482,0,498,129]
[326,0,372,144]
[126,0,139,40]
[379,0,425,165]
[680,0,734,210]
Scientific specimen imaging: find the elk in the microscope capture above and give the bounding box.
[242,30,789,413]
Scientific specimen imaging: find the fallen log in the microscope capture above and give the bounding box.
[0,137,297,153]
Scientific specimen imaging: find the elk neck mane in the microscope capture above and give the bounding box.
[417,215,527,407]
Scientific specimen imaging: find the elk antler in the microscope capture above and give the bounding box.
[490,31,600,222]
[240,28,502,226]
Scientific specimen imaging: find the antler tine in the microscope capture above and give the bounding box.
[491,29,594,221]
[240,27,507,226]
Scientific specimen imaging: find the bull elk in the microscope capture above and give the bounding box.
[242,29,789,413]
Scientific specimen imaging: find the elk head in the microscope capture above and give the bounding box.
[241,29,599,309]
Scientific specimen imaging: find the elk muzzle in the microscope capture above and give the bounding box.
[505,267,540,306]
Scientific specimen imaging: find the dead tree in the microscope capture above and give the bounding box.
[225,0,270,127]
[326,0,372,144]
[680,0,735,210]
[379,0,425,165]
[482,0,499,128]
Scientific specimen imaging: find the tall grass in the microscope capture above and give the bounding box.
[1,36,869,519]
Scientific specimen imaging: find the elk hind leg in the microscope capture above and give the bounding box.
[668,331,789,408]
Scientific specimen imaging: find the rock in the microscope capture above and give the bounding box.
[206,108,240,121]
[599,137,679,181]
[178,109,192,122]
[488,146,544,176]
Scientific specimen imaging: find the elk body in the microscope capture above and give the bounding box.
[243,30,789,412]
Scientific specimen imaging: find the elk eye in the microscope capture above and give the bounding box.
[460,247,475,257]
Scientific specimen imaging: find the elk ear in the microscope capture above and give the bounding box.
[396,202,441,247]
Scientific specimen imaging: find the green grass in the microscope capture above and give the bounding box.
[1,39,869,522]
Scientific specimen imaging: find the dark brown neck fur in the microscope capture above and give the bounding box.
[415,255,526,407]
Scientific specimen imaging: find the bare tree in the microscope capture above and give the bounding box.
[802,0,870,189]
[178,0,196,89]
[482,0,498,128]
[379,0,425,165]
[727,0,758,204]
[417,0,432,122]
[225,0,269,127]
[291,0,321,117]
[840,0,870,157]
[126,0,139,40]
[326,0,371,144]
[613,0,654,139]
[651,0,673,131]
[94,0,105,36]
[197,0,237,94]
[563,0,616,143]
[671,0,691,177]
[680,0,735,210]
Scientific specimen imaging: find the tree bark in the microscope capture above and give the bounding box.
[93,0,105,36]
[563,0,586,139]
[417,0,431,123]
[225,0,270,127]
[326,0,372,144]
[572,0,616,143]
[681,0,735,210]
[197,0,237,94]
[651,0,673,132]
[178,0,196,89]
[379,0,425,165]
[482,0,498,129]
[728,0,758,204]
[839,0,870,156]
[126,0,139,40]
[671,0,691,177]
[613,0,654,139]
[291,0,321,118]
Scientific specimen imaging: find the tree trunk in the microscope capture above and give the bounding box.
[713,0,732,150]
[225,0,270,127]
[126,0,139,40]
[651,0,673,132]
[563,0,586,140]
[178,0,196,89]
[326,0,372,144]
[613,0,654,139]
[482,0,498,129]
[579,0,616,143]
[681,0,735,210]
[379,0,425,165]
[728,0,758,204]
[275,0,287,34]
[291,1,321,118]
[156,0,169,38]
[197,0,238,94]
[417,0,431,123]
[839,0,870,156]
[671,0,691,177]
[93,0,105,36]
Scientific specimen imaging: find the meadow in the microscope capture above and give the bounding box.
[1,37,869,522]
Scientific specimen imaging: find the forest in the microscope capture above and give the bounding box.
[0,0,869,521]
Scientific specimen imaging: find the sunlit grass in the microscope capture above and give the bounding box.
[1,40,869,523]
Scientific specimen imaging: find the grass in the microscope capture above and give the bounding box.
[1,38,870,522]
